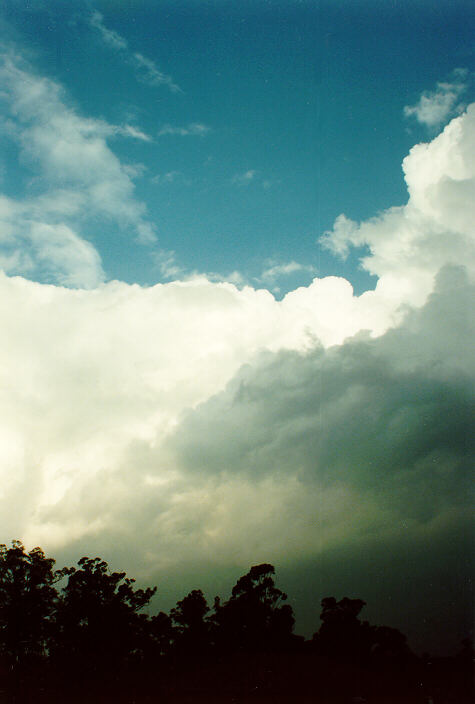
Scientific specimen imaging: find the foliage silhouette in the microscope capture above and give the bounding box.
[211,563,295,653]
[0,540,472,703]
[51,555,157,689]
[170,588,211,654]
[312,596,373,660]
[148,609,175,657]
[0,541,66,666]
[312,596,411,664]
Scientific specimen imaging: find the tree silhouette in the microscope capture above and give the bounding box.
[371,624,410,660]
[0,541,66,667]
[312,596,411,665]
[170,589,211,654]
[212,563,295,652]
[52,556,156,683]
[312,596,374,660]
[148,610,175,656]
[0,540,469,703]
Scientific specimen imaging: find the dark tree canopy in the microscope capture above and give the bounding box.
[313,596,410,663]
[212,563,295,652]
[170,588,211,653]
[0,541,66,664]
[0,541,470,704]
[52,555,157,676]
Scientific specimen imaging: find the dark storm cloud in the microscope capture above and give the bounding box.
[168,266,473,525]
[156,266,473,653]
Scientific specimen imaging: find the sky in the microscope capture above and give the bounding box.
[0,0,474,654]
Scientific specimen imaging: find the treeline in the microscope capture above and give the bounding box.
[0,541,472,703]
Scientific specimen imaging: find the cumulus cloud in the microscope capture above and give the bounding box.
[161,266,473,559]
[404,69,469,129]
[0,50,156,284]
[0,94,473,650]
[2,266,471,643]
[171,265,474,474]
[90,11,181,93]
[321,103,475,307]
[1,264,472,556]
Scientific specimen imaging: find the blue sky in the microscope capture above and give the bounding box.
[2,0,472,293]
[0,1,474,654]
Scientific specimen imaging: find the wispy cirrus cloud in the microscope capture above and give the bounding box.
[404,69,469,129]
[158,123,211,137]
[90,11,181,93]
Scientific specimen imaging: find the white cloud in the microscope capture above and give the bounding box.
[321,103,475,308]
[90,11,181,93]
[158,123,211,137]
[0,50,156,284]
[404,70,469,129]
